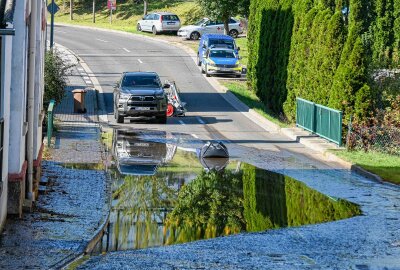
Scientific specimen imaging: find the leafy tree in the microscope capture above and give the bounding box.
[197,0,240,34]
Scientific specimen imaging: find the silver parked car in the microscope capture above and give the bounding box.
[137,12,181,35]
[177,18,243,40]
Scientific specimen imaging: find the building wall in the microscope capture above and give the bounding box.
[0,30,13,232]
[8,0,28,176]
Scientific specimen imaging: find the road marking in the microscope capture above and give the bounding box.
[196,116,206,124]
[77,67,84,71]
[191,134,199,139]
[123,48,130,53]
[85,80,92,84]
[83,76,90,80]
[96,38,109,43]
[137,59,143,64]
[179,120,185,125]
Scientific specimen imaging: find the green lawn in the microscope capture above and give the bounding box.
[332,150,400,184]
[220,81,289,128]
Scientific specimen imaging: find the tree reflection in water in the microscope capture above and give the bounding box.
[111,173,177,250]
[104,158,361,251]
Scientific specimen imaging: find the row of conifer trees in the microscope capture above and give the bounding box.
[247,0,400,122]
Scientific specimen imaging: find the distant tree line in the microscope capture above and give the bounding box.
[247,0,400,123]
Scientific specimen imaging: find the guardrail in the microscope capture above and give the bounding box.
[296,98,343,146]
[47,100,55,147]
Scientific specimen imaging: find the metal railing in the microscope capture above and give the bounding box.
[47,100,55,147]
[296,98,343,146]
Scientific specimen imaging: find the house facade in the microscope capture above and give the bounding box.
[0,0,46,231]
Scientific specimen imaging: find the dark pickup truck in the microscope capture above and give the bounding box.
[113,72,168,124]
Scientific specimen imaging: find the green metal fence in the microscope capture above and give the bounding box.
[47,100,55,147]
[296,98,343,146]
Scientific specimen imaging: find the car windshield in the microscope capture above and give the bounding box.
[121,74,161,88]
[195,18,207,26]
[209,50,236,58]
[208,39,235,49]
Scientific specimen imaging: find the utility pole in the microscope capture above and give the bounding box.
[27,0,38,202]
[50,0,55,49]
[93,0,96,23]
[70,0,73,20]
[110,5,113,24]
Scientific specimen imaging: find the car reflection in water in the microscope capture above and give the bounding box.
[112,128,176,176]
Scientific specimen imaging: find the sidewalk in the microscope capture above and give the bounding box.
[0,48,108,269]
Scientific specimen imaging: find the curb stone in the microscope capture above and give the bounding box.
[54,23,386,185]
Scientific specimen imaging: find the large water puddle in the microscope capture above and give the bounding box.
[94,129,361,253]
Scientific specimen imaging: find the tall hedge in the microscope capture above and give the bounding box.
[248,0,400,122]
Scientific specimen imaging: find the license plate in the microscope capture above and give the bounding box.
[133,142,149,147]
[167,22,175,25]
[136,107,150,111]
[220,68,231,71]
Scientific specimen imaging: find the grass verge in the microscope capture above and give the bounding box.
[332,150,400,185]
[220,81,289,128]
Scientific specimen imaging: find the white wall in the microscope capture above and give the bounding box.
[8,0,28,175]
[0,31,13,231]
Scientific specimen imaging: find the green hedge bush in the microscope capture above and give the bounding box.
[248,0,400,123]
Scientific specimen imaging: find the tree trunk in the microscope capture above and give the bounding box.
[143,0,148,16]
[70,0,73,20]
[93,0,96,23]
[224,18,230,35]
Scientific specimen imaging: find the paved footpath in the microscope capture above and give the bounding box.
[0,47,108,269]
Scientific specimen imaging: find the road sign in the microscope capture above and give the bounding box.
[47,2,59,15]
[107,0,117,10]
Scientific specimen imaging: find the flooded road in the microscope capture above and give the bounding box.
[92,128,361,253]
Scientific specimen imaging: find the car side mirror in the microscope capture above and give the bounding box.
[201,23,206,27]
[202,44,207,49]
[238,56,242,60]
[163,83,170,88]
[237,47,241,51]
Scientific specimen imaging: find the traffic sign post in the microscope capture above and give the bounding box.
[107,0,117,24]
[47,0,60,49]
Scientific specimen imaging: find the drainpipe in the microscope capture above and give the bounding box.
[27,0,38,201]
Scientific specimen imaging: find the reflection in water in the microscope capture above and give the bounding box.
[95,129,361,253]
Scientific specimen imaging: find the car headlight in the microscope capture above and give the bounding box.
[234,63,240,68]
[208,62,217,67]
[156,94,166,99]
[119,93,130,101]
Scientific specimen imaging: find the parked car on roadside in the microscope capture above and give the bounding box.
[137,12,181,35]
[197,34,240,67]
[113,72,169,124]
[177,17,243,40]
[201,47,242,78]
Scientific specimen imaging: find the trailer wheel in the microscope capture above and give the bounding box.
[166,104,174,117]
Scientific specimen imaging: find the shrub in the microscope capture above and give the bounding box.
[44,50,72,107]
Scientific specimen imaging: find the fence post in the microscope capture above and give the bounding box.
[338,111,343,147]
[346,114,352,149]
[47,100,55,147]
